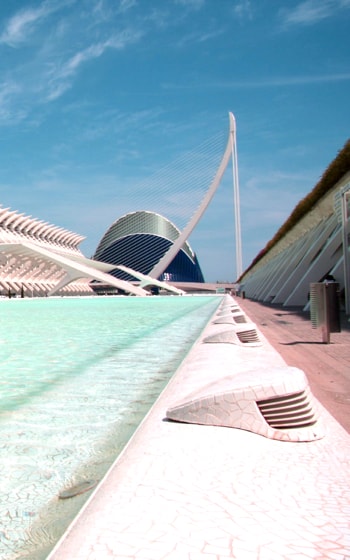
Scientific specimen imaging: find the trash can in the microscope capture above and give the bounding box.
[310,282,341,343]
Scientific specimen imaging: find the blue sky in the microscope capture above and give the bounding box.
[0,0,349,282]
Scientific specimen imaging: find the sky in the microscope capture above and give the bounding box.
[0,0,349,283]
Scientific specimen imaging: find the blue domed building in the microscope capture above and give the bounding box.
[93,211,204,283]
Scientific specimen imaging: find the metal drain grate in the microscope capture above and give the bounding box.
[257,390,317,429]
[236,328,260,343]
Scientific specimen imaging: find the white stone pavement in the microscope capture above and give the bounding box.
[47,296,350,560]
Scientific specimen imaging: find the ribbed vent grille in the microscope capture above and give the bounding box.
[257,391,317,429]
[236,329,260,343]
[233,314,248,324]
[310,283,322,328]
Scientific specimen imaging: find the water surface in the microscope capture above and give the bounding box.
[0,295,221,559]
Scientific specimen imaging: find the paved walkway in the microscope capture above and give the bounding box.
[47,296,350,560]
[237,298,350,433]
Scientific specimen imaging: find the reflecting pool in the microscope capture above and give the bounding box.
[0,295,221,559]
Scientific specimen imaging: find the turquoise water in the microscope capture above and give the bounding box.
[0,295,221,559]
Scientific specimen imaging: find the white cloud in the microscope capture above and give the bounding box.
[118,0,137,13]
[239,73,350,87]
[45,29,142,101]
[233,0,253,21]
[0,80,20,104]
[0,0,68,46]
[0,1,144,108]
[162,72,350,90]
[176,28,224,48]
[57,43,107,78]
[175,0,205,10]
[0,80,27,125]
[242,170,312,233]
[280,0,349,26]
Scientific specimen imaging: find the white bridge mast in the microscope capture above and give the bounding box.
[149,112,243,282]
[230,113,243,279]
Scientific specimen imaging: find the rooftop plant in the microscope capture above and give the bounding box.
[240,138,350,279]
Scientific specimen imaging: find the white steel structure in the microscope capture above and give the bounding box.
[338,183,350,314]
[150,112,242,281]
[239,139,350,312]
[0,207,148,297]
[0,112,243,297]
[230,113,243,279]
